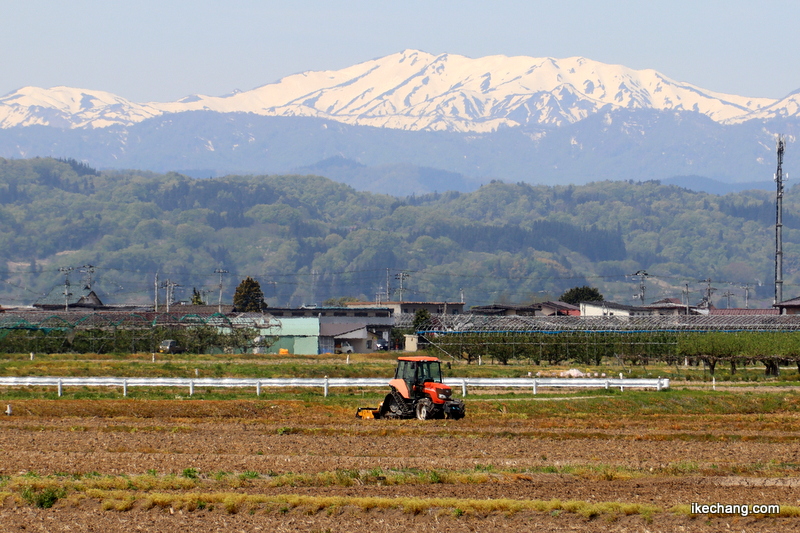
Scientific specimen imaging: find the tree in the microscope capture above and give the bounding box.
[233,277,265,312]
[412,308,432,331]
[191,287,204,305]
[559,286,604,306]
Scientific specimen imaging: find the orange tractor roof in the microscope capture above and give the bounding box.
[397,356,440,362]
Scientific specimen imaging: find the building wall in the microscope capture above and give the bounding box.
[294,336,319,355]
[580,302,651,317]
[347,301,463,315]
[257,316,390,355]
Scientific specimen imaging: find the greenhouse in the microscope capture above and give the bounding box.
[414,314,800,374]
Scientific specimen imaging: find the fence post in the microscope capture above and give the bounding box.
[461,379,467,397]
[324,376,329,398]
[533,379,537,395]
[605,380,609,390]
[657,377,662,391]
[123,379,128,397]
[189,380,194,396]
[256,381,261,396]
[57,379,63,397]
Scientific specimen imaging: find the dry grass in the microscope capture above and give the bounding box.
[126,493,663,519]
[1,475,672,519]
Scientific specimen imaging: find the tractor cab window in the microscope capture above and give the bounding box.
[396,359,443,385]
[420,362,442,383]
[397,361,417,383]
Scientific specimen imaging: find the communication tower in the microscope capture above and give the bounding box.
[775,135,786,305]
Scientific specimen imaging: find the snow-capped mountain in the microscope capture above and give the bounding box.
[0,50,788,132]
[0,86,161,129]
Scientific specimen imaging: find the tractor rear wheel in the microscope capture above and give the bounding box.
[415,398,433,420]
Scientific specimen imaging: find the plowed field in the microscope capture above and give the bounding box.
[1,397,799,532]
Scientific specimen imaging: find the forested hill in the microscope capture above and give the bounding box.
[0,157,794,309]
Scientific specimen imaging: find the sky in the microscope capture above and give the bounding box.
[2,0,800,103]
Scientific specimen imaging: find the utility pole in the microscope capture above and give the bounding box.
[162,279,180,312]
[161,280,170,312]
[58,267,73,312]
[775,135,786,305]
[683,283,691,315]
[741,284,753,309]
[154,272,159,312]
[311,268,319,302]
[79,264,95,291]
[214,269,228,313]
[386,268,391,302]
[699,278,716,308]
[395,271,410,303]
[631,270,648,304]
[721,289,735,309]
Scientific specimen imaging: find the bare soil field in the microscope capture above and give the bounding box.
[1,397,799,532]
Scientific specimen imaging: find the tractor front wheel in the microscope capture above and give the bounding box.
[415,398,433,420]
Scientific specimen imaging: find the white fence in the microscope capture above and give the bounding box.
[0,376,668,397]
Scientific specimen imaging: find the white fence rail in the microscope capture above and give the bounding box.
[0,376,668,397]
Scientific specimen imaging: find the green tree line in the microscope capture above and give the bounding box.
[424,330,800,376]
[0,157,795,308]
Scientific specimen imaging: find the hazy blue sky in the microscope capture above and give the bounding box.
[3,0,799,102]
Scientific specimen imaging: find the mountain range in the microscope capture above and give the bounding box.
[0,50,797,192]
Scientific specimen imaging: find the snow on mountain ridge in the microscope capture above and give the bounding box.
[0,86,161,128]
[0,50,786,132]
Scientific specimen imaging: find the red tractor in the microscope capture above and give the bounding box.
[357,356,465,420]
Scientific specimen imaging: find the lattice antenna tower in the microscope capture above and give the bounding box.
[775,135,787,305]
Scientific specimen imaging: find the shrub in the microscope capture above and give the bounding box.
[21,486,66,509]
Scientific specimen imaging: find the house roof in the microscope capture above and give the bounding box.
[776,296,800,307]
[710,308,779,315]
[162,304,235,314]
[652,298,682,305]
[541,301,580,311]
[76,291,103,307]
[470,304,541,315]
[346,301,463,307]
[647,298,686,308]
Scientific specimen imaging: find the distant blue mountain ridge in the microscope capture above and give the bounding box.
[0,109,795,195]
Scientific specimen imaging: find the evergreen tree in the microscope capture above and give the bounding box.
[191,287,204,305]
[412,308,432,331]
[559,286,604,306]
[233,277,265,312]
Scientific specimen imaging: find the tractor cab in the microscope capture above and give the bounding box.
[394,357,442,396]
